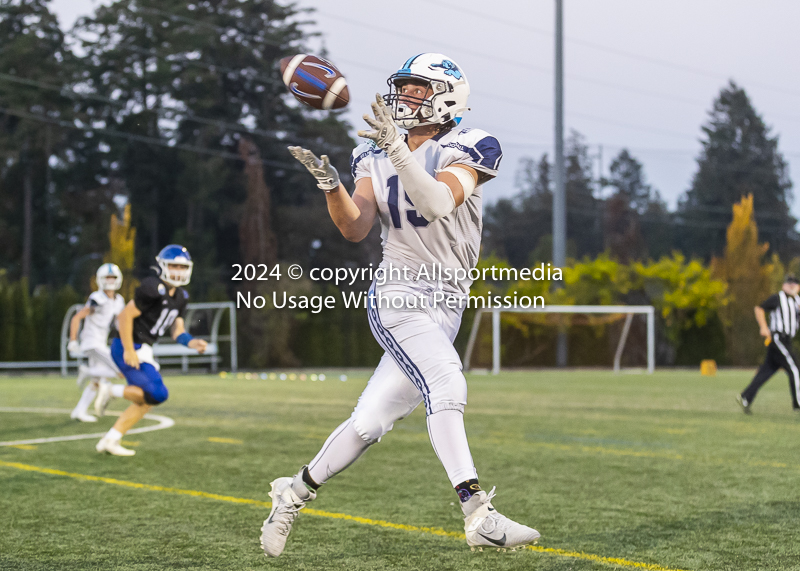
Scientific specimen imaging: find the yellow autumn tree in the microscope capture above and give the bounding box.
[711,194,783,365]
[104,204,139,301]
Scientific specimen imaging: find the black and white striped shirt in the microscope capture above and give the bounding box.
[762,291,800,338]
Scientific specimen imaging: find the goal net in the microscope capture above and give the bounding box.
[463,305,655,374]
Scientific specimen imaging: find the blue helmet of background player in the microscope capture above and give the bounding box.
[155,244,193,287]
[384,53,470,129]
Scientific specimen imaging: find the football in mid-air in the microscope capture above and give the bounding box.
[280,54,349,110]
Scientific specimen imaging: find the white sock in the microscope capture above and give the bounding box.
[110,384,125,398]
[307,419,371,485]
[106,428,123,442]
[427,409,478,487]
[72,383,98,416]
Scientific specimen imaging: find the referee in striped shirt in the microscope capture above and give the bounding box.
[738,274,800,414]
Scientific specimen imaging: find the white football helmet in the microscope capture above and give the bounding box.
[96,263,123,291]
[384,53,470,129]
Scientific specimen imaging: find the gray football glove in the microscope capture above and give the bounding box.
[288,146,340,192]
[357,93,402,151]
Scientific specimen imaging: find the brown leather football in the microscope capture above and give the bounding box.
[280,54,350,110]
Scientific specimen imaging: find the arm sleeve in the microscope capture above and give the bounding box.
[760,294,780,311]
[386,139,456,222]
[134,278,161,313]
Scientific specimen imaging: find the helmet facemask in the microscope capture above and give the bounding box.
[96,263,123,291]
[101,276,121,291]
[384,75,450,129]
[157,259,193,288]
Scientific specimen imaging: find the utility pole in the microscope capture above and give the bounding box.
[553,0,568,366]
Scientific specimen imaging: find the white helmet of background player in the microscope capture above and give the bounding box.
[156,244,193,288]
[96,263,123,291]
[384,53,470,129]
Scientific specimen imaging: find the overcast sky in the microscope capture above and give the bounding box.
[51,0,800,217]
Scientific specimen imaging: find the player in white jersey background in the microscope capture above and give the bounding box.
[67,263,127,422]
[261,53,539,558]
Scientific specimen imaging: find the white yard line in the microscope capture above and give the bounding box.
[0,407,175,446]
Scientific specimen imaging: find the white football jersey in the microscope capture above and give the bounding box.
[79,291,125,351]
[351,127,502,294]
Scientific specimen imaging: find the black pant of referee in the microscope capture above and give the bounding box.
[740,333,800,411]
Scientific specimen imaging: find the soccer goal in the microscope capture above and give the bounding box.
[463,305,655,374]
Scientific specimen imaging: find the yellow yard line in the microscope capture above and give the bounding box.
[0,460,268,507]
[207,437,244,444]
[0,459,690,571]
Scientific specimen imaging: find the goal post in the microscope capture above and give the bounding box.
[463,305,655,374]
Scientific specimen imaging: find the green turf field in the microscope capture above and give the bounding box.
[2,369,800,571]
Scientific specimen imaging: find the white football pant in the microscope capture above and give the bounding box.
[308,280,477,487]
[83,346,120,380]
[71,347,122,418]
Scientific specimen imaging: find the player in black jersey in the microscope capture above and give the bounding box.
[95,245,207,456]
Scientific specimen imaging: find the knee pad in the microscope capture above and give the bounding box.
[144,385,169,405]
[429,400,465,415]
[351,412,391,445]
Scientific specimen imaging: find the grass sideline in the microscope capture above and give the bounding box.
[2,370,800,570]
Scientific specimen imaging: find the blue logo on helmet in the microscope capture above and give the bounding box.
[429,60,462,79]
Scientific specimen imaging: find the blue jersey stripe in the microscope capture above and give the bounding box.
[367,286,431,413]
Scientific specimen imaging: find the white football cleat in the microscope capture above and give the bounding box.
[76,365,90,389]
[94,381,113,416]
[96,436,135,456]
[70,411,98,423]
[463,487,540,549]
[260,471,316,557]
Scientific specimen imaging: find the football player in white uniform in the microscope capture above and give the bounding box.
[67,263,127,422]
[261,53,539,557]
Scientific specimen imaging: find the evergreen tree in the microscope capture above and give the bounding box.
[0,0,73,284]
[606,149,652,213]
[602,149,657,261]
[483,153,551,267]
[640,194,674,260]
[678,81,795,259]
[70,1,359,296]
[484,131,600,266]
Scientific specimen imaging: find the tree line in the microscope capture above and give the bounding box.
[0,0,796,367]
[0,0,375,300]
[484,82,796,266]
